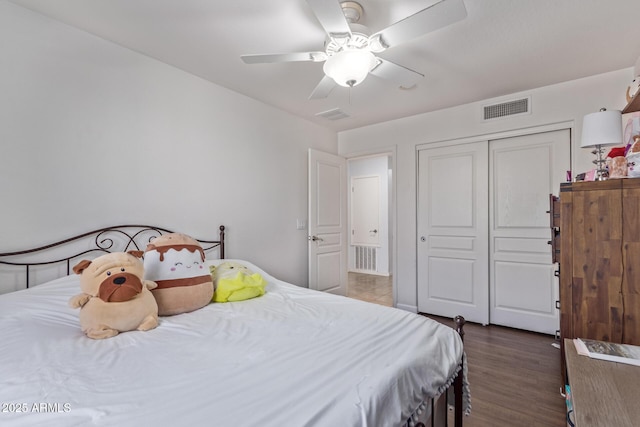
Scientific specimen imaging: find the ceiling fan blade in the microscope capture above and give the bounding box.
[306,0,352,40]
[371,0,467,50]
[369,58,424,88]
[309,75,337,100]
[241,52,326,64]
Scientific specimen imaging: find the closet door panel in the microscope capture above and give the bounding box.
[417,142,489,324]
[490,130,570,334]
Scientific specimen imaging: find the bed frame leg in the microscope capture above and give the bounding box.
[453,315,465,427]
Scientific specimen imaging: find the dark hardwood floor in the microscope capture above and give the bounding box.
[429,315,567,427]
[347,273,567,427]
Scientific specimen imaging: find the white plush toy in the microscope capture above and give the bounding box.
[143,233,213,316]
[627,136,640,178]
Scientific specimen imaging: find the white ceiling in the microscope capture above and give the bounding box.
[10,0,640,131]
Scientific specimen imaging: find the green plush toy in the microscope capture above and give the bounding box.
[210,261,266,302]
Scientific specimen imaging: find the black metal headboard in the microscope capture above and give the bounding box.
[0,225,225,289]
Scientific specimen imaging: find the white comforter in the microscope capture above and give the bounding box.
[0,260,464,427]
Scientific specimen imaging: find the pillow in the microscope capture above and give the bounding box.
[211,261,266,302]
[143,233,213,316]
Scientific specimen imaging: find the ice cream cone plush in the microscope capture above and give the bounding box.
[143,233,213,316]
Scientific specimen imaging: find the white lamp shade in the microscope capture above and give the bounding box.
[580,109,623,148]
[323,49,377,87]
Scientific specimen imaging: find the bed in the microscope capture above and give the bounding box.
[0,225,470,427]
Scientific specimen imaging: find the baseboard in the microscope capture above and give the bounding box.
[396,303,417,313]
[348,269,390,277]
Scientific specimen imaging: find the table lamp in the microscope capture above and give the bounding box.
[581,108,623,180]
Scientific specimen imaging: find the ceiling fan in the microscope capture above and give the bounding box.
[241,0,467,99]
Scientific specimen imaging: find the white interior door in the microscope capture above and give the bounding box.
[417,142,489,324]
[308,149,347,295]
[351,175,380,246]
[489,129,570,334]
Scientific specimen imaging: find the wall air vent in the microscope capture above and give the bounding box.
[483,96,531,121]
[316,108,350,121]
[355,246,377,272]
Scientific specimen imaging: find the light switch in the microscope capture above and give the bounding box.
[296,219,306,230]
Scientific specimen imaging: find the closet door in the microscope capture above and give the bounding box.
[417,142,489,324]
[489,129,570,334]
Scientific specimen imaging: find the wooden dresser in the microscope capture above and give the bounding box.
[564,339,640,426]
[554,179,640,381]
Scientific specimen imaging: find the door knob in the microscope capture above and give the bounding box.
[369,229,378,233]
[310,235,324,242]
[420,236,426,242]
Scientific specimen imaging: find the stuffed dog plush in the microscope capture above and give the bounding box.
[69,251,159,339]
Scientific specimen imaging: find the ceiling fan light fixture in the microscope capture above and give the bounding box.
[323,49,377,87]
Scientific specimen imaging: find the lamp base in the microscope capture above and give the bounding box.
[591,144,609,180]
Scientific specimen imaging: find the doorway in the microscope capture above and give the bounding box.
[347,154,394,304]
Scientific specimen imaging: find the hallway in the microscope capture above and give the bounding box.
[347,272,392,307]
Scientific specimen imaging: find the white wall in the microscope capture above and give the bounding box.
[347,155,390,275]
[0,1,337,292]
[338,68,633,312]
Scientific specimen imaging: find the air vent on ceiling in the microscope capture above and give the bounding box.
[316,108,350,121]
[483,96,531,121]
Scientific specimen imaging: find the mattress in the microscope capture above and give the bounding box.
[0,259,464,427]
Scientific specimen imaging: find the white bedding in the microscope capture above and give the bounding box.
[0,259,465,427]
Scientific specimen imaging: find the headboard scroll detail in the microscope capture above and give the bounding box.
[0,225,225,289]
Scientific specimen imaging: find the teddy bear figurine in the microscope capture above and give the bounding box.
[69,251,159,339]
[627,76,640,103]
